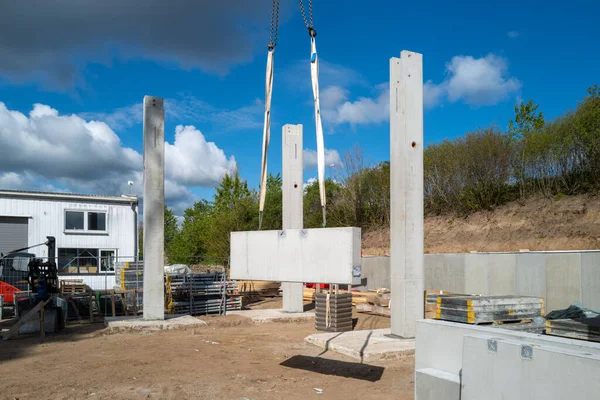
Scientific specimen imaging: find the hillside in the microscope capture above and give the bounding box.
[361,194,600,255]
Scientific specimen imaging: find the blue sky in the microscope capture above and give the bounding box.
[0,0,598,214]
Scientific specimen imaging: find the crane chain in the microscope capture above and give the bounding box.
[299,0,316,37]
[269,0,280,49]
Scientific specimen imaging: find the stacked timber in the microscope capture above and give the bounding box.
[315,293,353,332]
[356,290,391,317]
[165,272,241,315]
[436,295,544,324]
[237,280,280,297]
[546,317,600,342]
[303,287,371,306]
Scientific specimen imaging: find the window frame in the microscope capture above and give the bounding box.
[64,209,108,234]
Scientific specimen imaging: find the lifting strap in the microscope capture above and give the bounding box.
[310,34,327,227]
[259,0,327,228]
[258,0,279,230]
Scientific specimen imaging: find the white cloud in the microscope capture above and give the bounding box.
[322,84,389,126]
[303,148,342,170]
[0,102,237,214]
[424,80,446,108]
[507,31,520,39]
[444,54,522,106]
[424,54,522,107]
[165,125,237,187]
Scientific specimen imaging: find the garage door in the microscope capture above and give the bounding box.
[0,217,28,255]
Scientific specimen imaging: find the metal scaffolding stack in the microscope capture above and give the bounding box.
[165,272,241,316]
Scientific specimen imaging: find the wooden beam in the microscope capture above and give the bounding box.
[3,299,52,341]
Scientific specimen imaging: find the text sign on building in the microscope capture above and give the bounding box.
[230,227,362,285]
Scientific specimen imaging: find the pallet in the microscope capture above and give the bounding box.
[60,280,88,293]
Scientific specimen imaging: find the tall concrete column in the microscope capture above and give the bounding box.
[142,96,165,320]
[282,124,304,312]
[390,51,424,337]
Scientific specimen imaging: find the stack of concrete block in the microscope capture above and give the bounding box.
[315,293,352,332]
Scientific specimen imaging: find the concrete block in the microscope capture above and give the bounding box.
[581,252,600,310]
[228,309,314,323]
[464,254,489,294]
[415,368,460,400]
[545,253,581,311]
[281,124,304,312]
[415,319,600,376]
[390,278,423,338]
[390,51,424,338]
[515,253,546,299]
[305,328,415,361]
[461,334,600,400]
[230,227,361,284]
[104,315,206,332]
[142,95,165,320]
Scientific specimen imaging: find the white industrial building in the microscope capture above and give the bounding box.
[0,189,138,290]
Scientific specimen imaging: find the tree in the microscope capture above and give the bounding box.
[164,205,179,262]
[508,99,545,199]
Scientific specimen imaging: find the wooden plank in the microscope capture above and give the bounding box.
[111,291,116,317]
[356,303,391,317]
[3,299,51,341]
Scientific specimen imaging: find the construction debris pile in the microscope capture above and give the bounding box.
[165,271,241,316]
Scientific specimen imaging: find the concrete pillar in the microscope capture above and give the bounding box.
[390,51,424,338]
[142,96,165,320]
[281,124,304,312]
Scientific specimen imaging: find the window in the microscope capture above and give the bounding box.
[58,248,99,274]
[65,210,107,232]
[65,211,84,230]
[88,212,106,231]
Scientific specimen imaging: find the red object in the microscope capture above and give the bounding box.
[304,283,330,289]
[0,281,22,303]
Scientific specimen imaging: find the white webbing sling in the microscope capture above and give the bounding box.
[259,49,275,229]
[310,35,327,226]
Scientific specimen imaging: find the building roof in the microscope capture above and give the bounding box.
[0,189,139,204]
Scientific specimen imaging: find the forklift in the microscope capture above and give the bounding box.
[0,236,59,309]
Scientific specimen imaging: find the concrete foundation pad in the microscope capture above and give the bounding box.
[227,309,315,323]
[305,328,415,362]
[104,315,206,332]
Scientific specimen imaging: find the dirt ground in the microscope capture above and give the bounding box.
[0,304,412,400]
[362,194,600,255]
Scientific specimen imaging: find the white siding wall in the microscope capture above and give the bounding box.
[0,197,136,260]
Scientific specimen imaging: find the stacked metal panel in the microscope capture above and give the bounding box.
[436,295,544,324]
[166,272,241,316]
[546,317,600,342]
[315,293,353,332]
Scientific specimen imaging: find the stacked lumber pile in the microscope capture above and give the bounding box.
[303,287,372,306]
[356,289,391,317]
[546,317,600,342]
[236,280,280,297]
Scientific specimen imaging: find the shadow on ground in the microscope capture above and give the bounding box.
[280,355,385,382]
[0,318,107,362]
